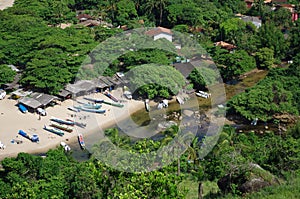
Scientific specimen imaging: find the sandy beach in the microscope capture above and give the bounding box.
[0,0,14,10]
[0,89,144,160]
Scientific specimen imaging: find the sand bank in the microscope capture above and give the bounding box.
[0,89,144,160]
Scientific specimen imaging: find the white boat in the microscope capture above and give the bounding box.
[60,142,71,152]
[145,99,150,112]
[196,91,211,99]
[162,99,168,108]
[176,96,184,105]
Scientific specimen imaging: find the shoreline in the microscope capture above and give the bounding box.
[0,90,144,161]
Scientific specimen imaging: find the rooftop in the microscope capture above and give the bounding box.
[145,27,173,36]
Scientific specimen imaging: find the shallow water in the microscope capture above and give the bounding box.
[70,70,269,161]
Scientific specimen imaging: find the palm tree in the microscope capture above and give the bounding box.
[144,0,167,26]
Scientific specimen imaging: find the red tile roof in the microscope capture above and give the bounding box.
[145,27,173,36]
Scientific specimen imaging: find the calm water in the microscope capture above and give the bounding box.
[70,70,269,161]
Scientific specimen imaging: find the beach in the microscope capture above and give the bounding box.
[0,0,14,10]
[0,89,144,160]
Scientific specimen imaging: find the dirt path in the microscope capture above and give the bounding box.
[0,0,14,10]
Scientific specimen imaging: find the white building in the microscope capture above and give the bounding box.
[145,27,173,42]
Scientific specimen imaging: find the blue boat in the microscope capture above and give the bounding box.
[18,104,28,113]
[44,125,64,136]
[51,117,74,126]
[80,107,106,114]
[18,130,39,142]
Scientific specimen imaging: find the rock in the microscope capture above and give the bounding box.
[217,163,279,194]
[183,110,194,117]
[178,116,183,121]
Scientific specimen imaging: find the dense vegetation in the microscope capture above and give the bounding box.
[0,122,299,198]
[0,0,299,198]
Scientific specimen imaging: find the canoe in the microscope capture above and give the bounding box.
[84,97,104,103]
[18,104,28,113]
[51,117,74,126]
[80,107,106,114]
[50,122,73,133]
[18,130,39,142]
[44,125,64,136]
[78,133,85,149]
[104,92,118,102]
[103,100,124,108]
[68,107,80,112]
[66,119,87,128]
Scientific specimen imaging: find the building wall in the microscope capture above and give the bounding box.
[154,33,172,42]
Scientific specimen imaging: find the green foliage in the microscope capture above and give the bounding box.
[0,65,16,86]
[258,23,288,60]
[255,48,274,69]
[128,64,185,99]
[218,50,256,80]
[228,66,299,121]
[188,67,219,90]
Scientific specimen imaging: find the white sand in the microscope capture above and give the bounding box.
[0,0,14,10]
[0,89,144,160]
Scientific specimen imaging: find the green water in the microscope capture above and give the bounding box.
[70,70,269,161]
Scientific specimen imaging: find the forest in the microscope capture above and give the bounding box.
[0,0,299,198]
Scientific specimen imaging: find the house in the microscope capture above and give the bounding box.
[18,92,58,112]
[2,73,21,91]
[65,80,96,97]
[145,27,173,42]
[57,89,72,101]
[173,62,195,78]
[274,3,298,21]
[30,92,58,107]
[245,0,272,8]
[240,15,262,28]
[79,20,100,27]
[76,14,93,22]
[214,41,237,52]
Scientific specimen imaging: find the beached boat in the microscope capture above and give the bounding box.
[74,103,102,109]
[84,97,104,103]
[51,117,75,126]
[103,100,124,108]
[18,130,39,142]
[60,142,71,152]
[68,107,80,112]
[50,122,73,133]
[78,133,85,149]
[176,96,184,105]
[80,107,106,114]
[44,125,65,136]
[66,119,87,128]
[18,104,28,113]
[145,99,150,112]
[195,91,211,99]
[104,92,119,102]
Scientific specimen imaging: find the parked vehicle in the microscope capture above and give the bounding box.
[37,107,47,116]
[0,89,6,100]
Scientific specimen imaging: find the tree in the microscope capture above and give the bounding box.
[128,64,185,99]
[143,0,168,25]
[0,65,16,86]
[258,23,288,60]
[255,47,274,69]
[218,50,256,80]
